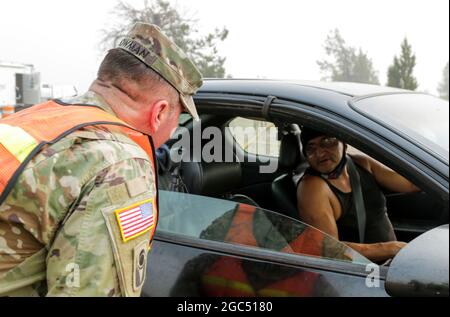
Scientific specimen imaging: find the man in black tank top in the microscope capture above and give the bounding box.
[296,127,420,262]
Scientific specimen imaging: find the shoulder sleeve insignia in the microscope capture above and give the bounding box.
[115,198,155,242]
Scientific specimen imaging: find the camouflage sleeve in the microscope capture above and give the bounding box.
[46,157,156,297]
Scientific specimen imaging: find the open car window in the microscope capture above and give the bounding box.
[157,190,371,265]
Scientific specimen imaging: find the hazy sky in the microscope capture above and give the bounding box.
[1,0,448,95]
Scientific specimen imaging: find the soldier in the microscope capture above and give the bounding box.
[0,22,202,296]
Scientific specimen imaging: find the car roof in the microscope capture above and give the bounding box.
[199,78,409,98]
[196,79,417,117]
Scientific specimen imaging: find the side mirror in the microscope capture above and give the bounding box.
[385,224,449,297]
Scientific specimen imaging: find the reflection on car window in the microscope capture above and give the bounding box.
[157,191,370,265]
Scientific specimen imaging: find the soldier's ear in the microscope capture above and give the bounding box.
[148,99,170,133]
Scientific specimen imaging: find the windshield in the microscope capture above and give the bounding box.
[157,190,370,265]
[354,94,449,161]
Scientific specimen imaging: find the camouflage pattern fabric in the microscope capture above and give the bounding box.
[0,92,156,296]
[117,22,203,121]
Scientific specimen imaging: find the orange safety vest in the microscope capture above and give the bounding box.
[0,100,158,214]
[201,204,323,297]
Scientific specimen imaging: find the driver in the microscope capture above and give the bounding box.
[296,127,420,262]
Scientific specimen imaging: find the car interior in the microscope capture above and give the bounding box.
[156,112,449,244]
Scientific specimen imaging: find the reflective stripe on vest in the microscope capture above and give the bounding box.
[202,257,256,297]
[0,124,38,162]
[0,100,157,208]
[202,256,320,297]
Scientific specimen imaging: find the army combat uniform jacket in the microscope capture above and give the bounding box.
[0,92,158,296]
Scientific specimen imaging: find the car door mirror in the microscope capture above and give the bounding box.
[385,224,449,297]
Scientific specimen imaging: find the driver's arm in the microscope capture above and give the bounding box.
[353,154,420,193]
[297,176,407,262]
[344,241,406,263]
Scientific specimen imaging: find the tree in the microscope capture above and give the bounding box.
[437,62,449,100]
[100,0,229,78]
[386,38,418,90]
[317,29,379,84]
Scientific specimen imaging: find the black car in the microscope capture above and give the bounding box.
[143,79,449,297]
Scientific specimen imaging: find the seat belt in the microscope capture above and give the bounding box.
[346,155,366,243]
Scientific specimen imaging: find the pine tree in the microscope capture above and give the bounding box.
[437,62,449,100]
[100,0,229,78]
[387,38,418,90]
[317,29,379,84]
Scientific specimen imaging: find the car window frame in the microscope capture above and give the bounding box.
[154,230,388,279]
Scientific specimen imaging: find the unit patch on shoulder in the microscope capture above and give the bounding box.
[115,198,155,242]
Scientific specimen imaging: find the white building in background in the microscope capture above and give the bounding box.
[1,61,78,109]
[0,61,41,106]
[41,84,78,101]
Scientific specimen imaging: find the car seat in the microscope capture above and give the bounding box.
[271,130,308,219]
[179,159,259,207]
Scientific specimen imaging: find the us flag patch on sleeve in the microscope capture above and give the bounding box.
[115,199,155,242]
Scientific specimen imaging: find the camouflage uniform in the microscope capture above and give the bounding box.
[0,92,156,296]
[0,23,202,296]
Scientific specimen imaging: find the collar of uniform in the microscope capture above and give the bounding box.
[60,91,117,117]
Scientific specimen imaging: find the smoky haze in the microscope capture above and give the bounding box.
[0,0,448,95]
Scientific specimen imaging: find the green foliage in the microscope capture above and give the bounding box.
[317,29,379,84]
[386,38,418,90]
[437,62,449,100]
[100,0,229,78]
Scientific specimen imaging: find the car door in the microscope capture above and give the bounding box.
[142,190,388,297]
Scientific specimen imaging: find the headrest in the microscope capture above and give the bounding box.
[279,133,301,170]
[180,161,242,196]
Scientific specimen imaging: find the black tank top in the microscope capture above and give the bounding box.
[305,162,396,243]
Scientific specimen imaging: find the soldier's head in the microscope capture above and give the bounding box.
[95,22,203,148]
[300,127,347,174]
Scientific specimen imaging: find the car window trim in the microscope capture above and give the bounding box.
[154,230,388,279]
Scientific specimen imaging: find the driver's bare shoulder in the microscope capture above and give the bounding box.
[350,153,373,173]
[298,175,342,220]
[298,174,330,195]
[297,175,334,206]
